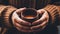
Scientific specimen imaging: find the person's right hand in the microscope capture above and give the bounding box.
[31,9,49,32]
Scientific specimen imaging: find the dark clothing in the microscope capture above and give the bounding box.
[5,25,58,34]
[0,0,60,34]
[0,0,60,9]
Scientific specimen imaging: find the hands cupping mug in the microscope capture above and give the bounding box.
[12,8,49,32]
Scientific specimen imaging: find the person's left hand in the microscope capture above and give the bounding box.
[31,9,49,31]
[12,8,32,32]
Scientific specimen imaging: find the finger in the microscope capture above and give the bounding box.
[32,11,49,25]
[32,17,47,26]
[14,22,30,30]
[13,12,31,26]
[15,13,31,26]
[31,21,48,30]
[16,26,32,32]
[14,18,31,26]
[37,9,45,14]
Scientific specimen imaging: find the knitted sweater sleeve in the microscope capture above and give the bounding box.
[0,5,17,28]
[44,5,60,26]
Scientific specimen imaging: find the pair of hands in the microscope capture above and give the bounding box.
[12,8,49,32]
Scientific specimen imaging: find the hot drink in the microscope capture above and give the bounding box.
[21,8,39,23]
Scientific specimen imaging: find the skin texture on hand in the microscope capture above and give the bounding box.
[12,8,49,32]
[31,9,49,31]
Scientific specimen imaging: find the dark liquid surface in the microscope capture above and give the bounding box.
[21,8,38,23]
[22,15,38,23]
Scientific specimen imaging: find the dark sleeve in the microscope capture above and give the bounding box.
[50,0,60,5]
[44,5,60,26]
[0,0,3,3]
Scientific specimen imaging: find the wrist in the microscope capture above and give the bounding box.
[43,5,59,25]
